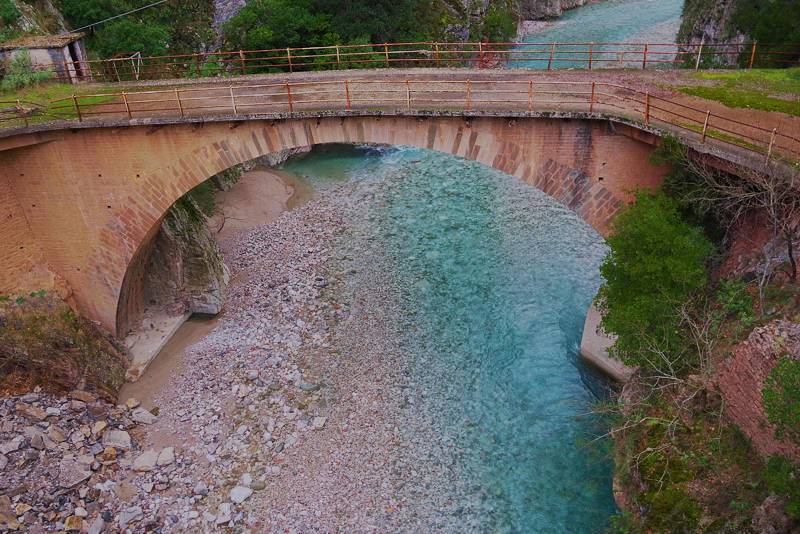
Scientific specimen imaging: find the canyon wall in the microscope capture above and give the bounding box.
[678,0,747,65]
[517,0,592,20]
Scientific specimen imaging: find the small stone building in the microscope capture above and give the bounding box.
[0,33,89,83]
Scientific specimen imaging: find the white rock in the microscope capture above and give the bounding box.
[313,416,327,430]
[103,430,131,450]
[216,503,232,525]
[240,473,253,487]
[131,407,157,425]
[132,450,158,472]
[193,481,209,496]
[157,447,175,466]
[88,516,104,534]
[229,485,253,504]
[0,454,7,470]
[118,506,143,527]
[74,507,88,518]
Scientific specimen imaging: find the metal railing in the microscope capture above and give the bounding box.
[5,78,795,163]
[35,40,800,83]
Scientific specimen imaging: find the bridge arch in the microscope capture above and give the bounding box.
[0,114,667,336]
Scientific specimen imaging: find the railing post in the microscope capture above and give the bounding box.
[434,42,441,67]
[384,43,390,68]
[548,42,556,70]
[239,50,247,75]
[285,83,293,113]
[588,42,593,70]
[748,42,757,69]
[528,80,533,112]
[695,40,704,70]
[701,110,710,142]
[479,41,484,64]
[344,80,351,110]
[335,44,341,68]
[406,79,411,110]
[175,88,184,118]
[644,91,650,125]
[72,94,82,122]
[17,99,27,127]
[590,81,596,113]
[229,85,237,115]
[466,79,471,111]
[286,48,293,72]
[766,128,777,163]
[122,91,132,119]
[642,43,648,69]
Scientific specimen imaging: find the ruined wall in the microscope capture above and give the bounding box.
[717,320,800,462]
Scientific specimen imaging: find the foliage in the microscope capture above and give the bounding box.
[597,191,714,375]
[0,294,128,398]
[763,356,800,443]
[1,50,52,91]
[715,279,755,329]
[0,0,20,26]
[764,455,800,518]
[56,0,215,59]
[732,0,800,67]
[476,0,516,42]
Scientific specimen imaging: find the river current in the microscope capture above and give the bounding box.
[281,145,614,531]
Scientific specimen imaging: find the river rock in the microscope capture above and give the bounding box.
[0,454,7,470]
[69,390,97,403]
[133,450,158,472]
[103,430,131,450]
[131,407,157,425]
[157,447,175,466]
[88,516,105,534]
[118,506,143,527]
[193,480,209,496]
[229,485,252,504]
[312,416,327,429]
[216,503,232,525]
[0,495,19,530]
[124,398,140,410]
[92,421,108,435]
[58,458,92,488]
[15,403,46,421]
[64,515,83,531]
[0,436,24,455]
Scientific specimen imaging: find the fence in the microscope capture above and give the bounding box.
[39,40,800,83]
[4,77,794,163]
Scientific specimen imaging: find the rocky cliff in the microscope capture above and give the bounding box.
[517,0,592,20]
[2,0,66,35]
[678,0,747,65]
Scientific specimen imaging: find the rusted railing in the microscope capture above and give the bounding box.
[5,78,794,163]
[38,40,800,83]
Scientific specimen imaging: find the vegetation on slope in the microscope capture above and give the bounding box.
[602,139,800,531]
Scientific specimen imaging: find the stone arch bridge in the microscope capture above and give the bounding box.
[0,73,789,339]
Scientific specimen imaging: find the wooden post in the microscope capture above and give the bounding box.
[548,42,556,70]
[17,99,27,127]
[384,43,390,68]
[528,80,533,112]
[344,80,351,110]
[642,43,648,69]
[644,91,650,125]
[466,79,471,111]
[229,85,237,115]
[695,40,704,70]
[239,50,247,75]
[122,91,132,119]
[72,95,82,122]
[701,110,711,143]
[748,42,758,69]
[406,79,411,110]
[285,83,293,113]
[335,44,341,68]
[589,81,596,113]
[766,128,777,162]
[588,42,594,70]
[286,48,293,72]
[175,88,184,118]
[112,60,121,83]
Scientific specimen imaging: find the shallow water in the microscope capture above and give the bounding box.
[282,145,615,532]
[517,0,685,69]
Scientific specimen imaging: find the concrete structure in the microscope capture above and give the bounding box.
[0,112,667,341]
[0,33,89,83]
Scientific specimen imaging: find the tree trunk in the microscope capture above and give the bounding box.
[785,228,797,282]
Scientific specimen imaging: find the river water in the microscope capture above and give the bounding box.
[281,144,614,532]
[517,0,685,69]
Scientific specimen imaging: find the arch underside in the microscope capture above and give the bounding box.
[0,115,667,336]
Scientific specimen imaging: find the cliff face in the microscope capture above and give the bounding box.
[4,0,67,34]
[517,0,591,20]
[678,0,747,64]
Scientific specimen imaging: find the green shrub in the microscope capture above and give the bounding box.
[597,191,714,375]
[644,487,702,531]
[1,49,52,91]
[715,279,755,328]
[763,357,800,443]
[764,455,800,518]
[0,0,20,25]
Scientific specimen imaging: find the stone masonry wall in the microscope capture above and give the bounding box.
[717,320,800,462]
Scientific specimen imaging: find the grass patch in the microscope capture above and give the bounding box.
[0,82,117,127]
[678,69,800,116]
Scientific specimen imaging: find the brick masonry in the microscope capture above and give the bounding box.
[0,115,667,336]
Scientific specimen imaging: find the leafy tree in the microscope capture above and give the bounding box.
[763,356,800,443]
[91,19,171,57]
[733,0,800,67]
[477,1,516,42]
[222,0,338,52]
[597,191,714,375]
[1,50,52,91]
[0,0,20,26]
